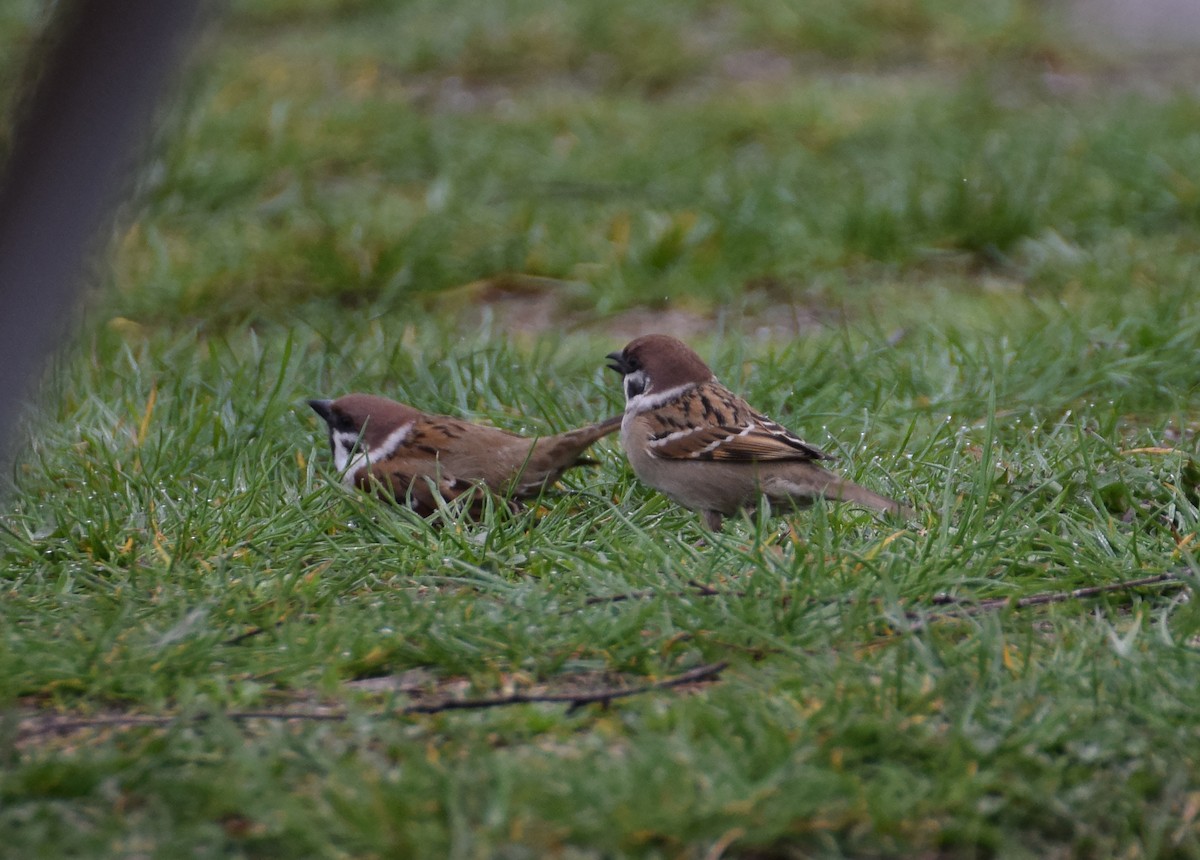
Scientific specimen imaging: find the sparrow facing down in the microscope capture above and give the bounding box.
[308,394,620,516]
[605,334,912,530]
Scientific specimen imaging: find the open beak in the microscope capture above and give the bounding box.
[605,351,628,374]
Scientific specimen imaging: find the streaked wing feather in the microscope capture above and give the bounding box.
[650,418,831,462]
[644,382,834,463]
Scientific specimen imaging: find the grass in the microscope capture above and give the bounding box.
[3,0,1200,857]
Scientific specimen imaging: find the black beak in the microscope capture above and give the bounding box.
[605,351,629,375]
[307,398,334,424]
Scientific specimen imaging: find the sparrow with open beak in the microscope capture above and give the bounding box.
[605,334,911,530]
[308,394,620,516]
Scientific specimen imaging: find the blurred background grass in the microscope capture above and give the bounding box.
[4,0,1197,336]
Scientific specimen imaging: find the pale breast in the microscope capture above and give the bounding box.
[622,413,760,515]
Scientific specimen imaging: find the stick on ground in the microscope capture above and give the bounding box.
[14,661,729,744]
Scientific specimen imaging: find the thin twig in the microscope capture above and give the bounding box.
[911,572,1185,628]
[581,580,734,607]
[13,710,346,741]
[405,660,728,714]
[222,613,319,646]
[583,588,655,606]
[222,625,271,645]
[14,662,729,743]
[580,571,1188,624]
[686,579,727,597]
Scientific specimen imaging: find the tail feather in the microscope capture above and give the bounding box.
[515,415,623,495]
[561,414,622,445]
[765,469,915,519]
[547,414,623,460]
[825,477,915,519]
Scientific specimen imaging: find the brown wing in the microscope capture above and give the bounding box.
[355,463,476,516]
[647,410,833,463]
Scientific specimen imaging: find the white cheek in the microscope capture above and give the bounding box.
[623,370,648,402]
[332,432,357,472]
[332,423,414,488]
[332,431,368,486]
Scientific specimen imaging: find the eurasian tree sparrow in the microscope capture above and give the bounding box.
[309,394,620,516]
[606,334,912,530]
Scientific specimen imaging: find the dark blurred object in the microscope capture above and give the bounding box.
[0,0,205,472]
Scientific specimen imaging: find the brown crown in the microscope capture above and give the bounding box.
[313,394,424,449]
[614,334,716,391]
